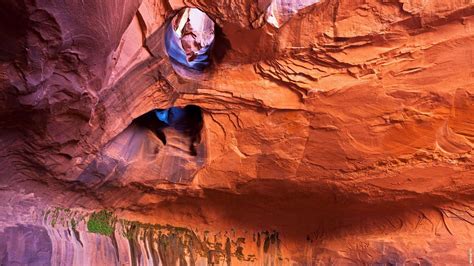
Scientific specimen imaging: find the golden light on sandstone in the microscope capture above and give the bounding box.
[0,0,473,264]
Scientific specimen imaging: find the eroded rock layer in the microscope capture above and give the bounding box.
[0,0,473,264]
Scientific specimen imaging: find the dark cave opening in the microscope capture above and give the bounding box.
[76,105,205,186]
[134,105,204,156]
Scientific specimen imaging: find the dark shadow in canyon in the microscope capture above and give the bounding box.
[134,105,204,156]
[40,175,471,244]
[76,105,206,187]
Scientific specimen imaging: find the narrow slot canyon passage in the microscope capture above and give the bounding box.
[77,105,206,187]
[0,0,473,265]
[165,8,215,72]
[134,105,204,156]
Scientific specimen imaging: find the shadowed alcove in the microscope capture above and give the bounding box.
[78,105,207,187]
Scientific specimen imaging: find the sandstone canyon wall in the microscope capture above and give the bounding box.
[0,0,473,265]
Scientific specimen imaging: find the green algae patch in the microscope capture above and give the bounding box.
[87,210,115,236]
[46,207,69,228]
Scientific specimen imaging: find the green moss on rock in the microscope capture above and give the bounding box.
[87,210,115,236]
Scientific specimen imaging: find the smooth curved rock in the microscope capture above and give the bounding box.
[165,8,215,71]
[265,0,321,28]
[0,0,473,264]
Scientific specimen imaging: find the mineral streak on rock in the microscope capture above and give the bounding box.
[40,208,275,265]
[0,0,473,264]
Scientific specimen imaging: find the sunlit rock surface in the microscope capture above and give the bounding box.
[265,0,321,28]
[0,0,473,264]
[165,8,215,70]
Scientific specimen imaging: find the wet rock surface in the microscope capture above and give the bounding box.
[0,0,473,264]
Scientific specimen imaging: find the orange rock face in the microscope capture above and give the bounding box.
[0,0,473,264]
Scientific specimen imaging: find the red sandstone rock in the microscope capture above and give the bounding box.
[0,0,473,264]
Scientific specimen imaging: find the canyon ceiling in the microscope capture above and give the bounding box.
[0,0,473,265]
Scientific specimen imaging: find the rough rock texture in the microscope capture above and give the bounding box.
[0,0,473,265]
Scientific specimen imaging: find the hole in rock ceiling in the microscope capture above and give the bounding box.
[165,8,215,72]
[134,105,204,156]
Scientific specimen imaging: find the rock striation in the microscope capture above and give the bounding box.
[0,0,473,264]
